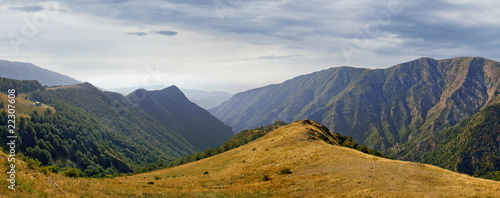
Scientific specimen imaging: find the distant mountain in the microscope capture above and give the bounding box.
[210,57,500,153]
[107,86,232,110]
[107,85,167,95]
[128,86,234,150]
[180,89,232,109]
[420,103,500,180]
[0,60,80,86]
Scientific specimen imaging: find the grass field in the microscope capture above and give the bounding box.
[0,93,54,117]
[1,120,500,197]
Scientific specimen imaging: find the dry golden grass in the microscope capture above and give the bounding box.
[0,93,53,117]
[1,120,500,197]
[46,83,87,91]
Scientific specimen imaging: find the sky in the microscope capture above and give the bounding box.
[1,0,499,93]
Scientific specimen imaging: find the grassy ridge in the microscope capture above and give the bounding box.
[138,120,388,174]
[2,120,500,197]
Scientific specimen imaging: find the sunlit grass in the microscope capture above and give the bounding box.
[1,120,500,197]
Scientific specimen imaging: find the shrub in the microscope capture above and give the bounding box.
[63,167,82,178]
[147,181,154,185]
[278,167,292,175]
[26,158,42,170]
[154,176,161,180]
[40,166,49,175]
[203,171,209,175]
[40,166,60,175]
[50,165,61,173]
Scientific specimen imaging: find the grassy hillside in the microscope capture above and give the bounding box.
[3,120,498,197]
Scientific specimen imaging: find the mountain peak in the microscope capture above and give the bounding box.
[162,85,182,94]
[129,85,234,150]
[155,85,190,102]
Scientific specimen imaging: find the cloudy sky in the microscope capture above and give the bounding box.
[1,0,499,93]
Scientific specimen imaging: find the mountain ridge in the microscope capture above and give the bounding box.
[128,85,234,150]
[1,78,233,176]
[0,60,80,86]
[210,57,500,153]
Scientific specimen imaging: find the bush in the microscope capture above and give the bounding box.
[40,166,49,175]
[50,165,61,173]
[26,158,42,170]
[63,167,82,178]
[278,167,292,175]
[155,176,161,180]
[147,181,154,185]
[38,165,60,175]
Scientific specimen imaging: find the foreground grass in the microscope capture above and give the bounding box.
[2,120,500,197]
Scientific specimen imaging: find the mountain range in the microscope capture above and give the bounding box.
[2,56,500,192]
[0,78,233,176]
[0,60,80,86]
[209,56,500,179]
[210,57,500,150]
[0,60,232,110]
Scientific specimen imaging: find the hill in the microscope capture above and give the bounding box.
[0,78,232,176]
[210,57,500,154]
[1,120,499,197]
[420,103,500,180]
[0,60,80,86]
[127,86,234,150]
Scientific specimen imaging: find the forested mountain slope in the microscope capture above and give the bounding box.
[211,57,500,154]
[420,103,500,180]
[1,78,232,176]
[128,86,234,150]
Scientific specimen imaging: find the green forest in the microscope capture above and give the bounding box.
[422,103,500,181]
[0,79,197,177]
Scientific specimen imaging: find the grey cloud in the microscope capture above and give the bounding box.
[125,32,147,36]
[155,30,178,36]
[10,5,44,12]
[378,1,500,56]
[8,0,500,64]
